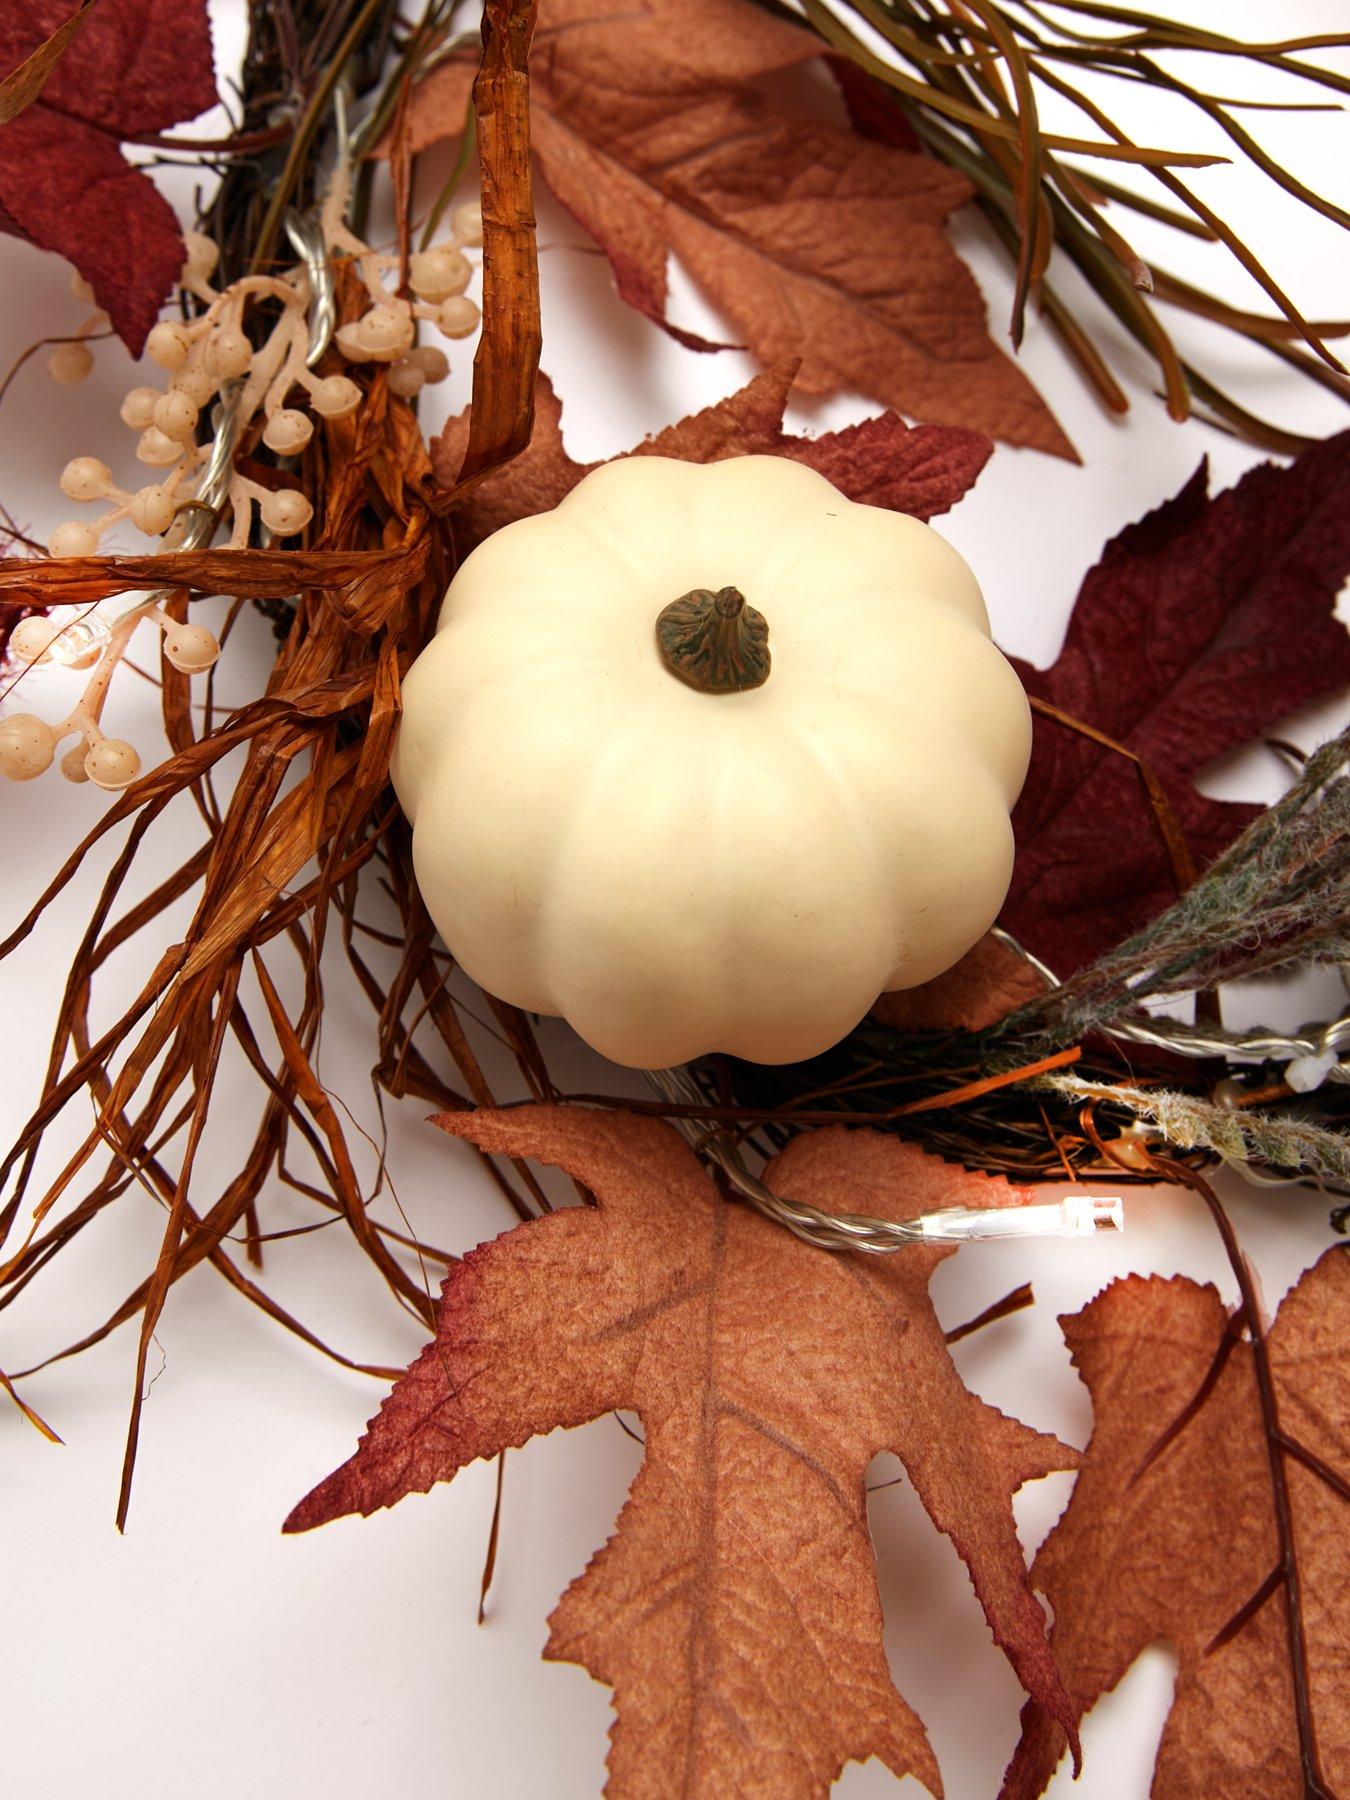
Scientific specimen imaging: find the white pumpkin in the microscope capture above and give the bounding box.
[392,454,1030,1069]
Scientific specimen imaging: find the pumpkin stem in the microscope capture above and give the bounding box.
[655,587,771,694]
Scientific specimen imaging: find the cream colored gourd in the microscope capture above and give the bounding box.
[392,455,1031,1069]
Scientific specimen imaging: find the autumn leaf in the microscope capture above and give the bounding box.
[287,1106,1080,1798]
[403,0,1073,456]
[1002,1250,1349,1799]
[1002,432,1350,976]
[870,933,1047,1034]
[0,0,217,353]
[433,359,991,554]
[827,54,922,155]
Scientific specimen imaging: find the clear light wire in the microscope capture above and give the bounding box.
[989,926,1350,1083]
[643,1065,1123,1254]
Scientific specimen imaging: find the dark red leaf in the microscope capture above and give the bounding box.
[1003,433,1350,974]
[433,359,991,553]
[827,54,923,155]
[0,0,217,352]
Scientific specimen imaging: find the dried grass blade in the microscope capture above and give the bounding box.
[0,1366,63,1442]
[1029,695,1199,893]
[1183,369,1323,457]
[1148,270,1350,344]
[0,0,98,124]
[115,963,240,1531]
[1125,55,1350,231]
[1067,170,1218,238]
[801,0,1224,163]
[1032,57,1346,371]
[1045,193,1190,416]
[963,0,1049,340]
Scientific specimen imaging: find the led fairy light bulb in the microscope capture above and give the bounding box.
[47,616,114,665]
[12,608,113,667]
[643,1065,1124,1254]
[917,1195,1124,1243]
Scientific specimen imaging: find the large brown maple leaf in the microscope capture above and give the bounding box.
[0,0,217,353]
[432,358,992,554]
[1002,1249,1350,1799]
[287,1106,1080,1797]
[1003,432,1350,976]
[402,0,1072,456]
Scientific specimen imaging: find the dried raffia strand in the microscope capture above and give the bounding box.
[0,0,548,1515]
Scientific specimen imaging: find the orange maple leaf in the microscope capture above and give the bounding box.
[402,0,1074,457]
[288,1106,1080,1797]
[1002,1250,1350,1799]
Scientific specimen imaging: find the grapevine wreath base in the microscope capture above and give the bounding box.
[0,1,1347,1796]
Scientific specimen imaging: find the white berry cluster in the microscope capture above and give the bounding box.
[0,600,218,789]
[45,271,105,386]
[331,198,484,400]
[9,186,484,793]
[45,196,482,561]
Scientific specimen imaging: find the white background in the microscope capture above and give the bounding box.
[1,2,1347,1796]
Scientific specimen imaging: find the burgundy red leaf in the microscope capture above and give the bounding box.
[433,360,991,553]
[1003,432,1350,974]
[0,0,217,353]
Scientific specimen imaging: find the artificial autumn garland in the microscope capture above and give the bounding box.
[0,0,1347,1794]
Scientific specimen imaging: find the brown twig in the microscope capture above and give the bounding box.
[945,1281,1035,1344]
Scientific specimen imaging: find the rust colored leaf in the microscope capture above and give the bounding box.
[1004,432,1350,975]
[871,933,1047,1034]
[288,1106,1079,1798]
[446,0,542,497]
[0,0,217,353]
[403,0,1073,456]
[433,361,990,554]
[1002,1250,1350,1799]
